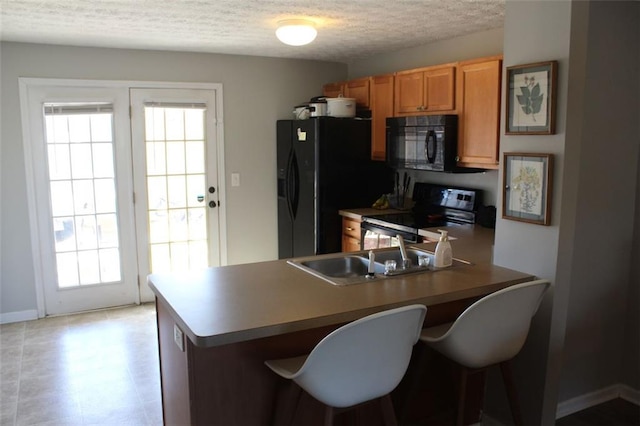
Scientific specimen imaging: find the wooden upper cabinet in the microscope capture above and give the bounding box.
[323,78,370,107]
[345,77,370,108]
[370,74,394,161]
[456,56,502,169]
[322,82,345,98]
[394,64,455,115]
[424,67,456,111]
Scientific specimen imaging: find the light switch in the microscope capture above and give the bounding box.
[231,173,241,187]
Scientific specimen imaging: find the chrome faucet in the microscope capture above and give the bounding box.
[397,235,410,268]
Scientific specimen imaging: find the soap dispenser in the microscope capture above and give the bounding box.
[434,230,452,268]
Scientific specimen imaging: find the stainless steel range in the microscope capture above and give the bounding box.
[361,183,481,249]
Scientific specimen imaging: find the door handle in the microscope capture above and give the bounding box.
[209,186,216,193]
[209,201,217,208]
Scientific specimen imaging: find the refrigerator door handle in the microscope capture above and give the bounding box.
[286,148,299,220]
[290,150,300,218]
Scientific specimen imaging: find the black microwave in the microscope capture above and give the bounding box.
[386,115,458,171]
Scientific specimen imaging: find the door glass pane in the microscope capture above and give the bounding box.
[144,105,208,273]
[44,104,122,287]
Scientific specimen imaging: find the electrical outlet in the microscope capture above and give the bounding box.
[173,324,184,352]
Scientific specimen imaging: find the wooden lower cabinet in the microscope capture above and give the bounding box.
[341,217,362,252]
[156,297,485,425]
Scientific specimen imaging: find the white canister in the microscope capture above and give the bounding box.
[326,97,356,117]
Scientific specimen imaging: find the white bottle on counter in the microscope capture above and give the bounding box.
[434,230,452,268]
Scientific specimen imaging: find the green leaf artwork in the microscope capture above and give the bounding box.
[516,75,544,122]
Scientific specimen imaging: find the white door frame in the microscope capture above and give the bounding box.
[19,78,227,317]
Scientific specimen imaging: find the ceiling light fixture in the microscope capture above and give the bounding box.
[275,19,317,46]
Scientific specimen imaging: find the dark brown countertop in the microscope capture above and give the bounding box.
[148,223,529,348]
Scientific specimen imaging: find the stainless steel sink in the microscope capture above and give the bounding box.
[289,255,385,286]
[300,256,385,278]
[287,247,468,286]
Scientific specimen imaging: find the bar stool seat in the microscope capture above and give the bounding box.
[265,304,427,426]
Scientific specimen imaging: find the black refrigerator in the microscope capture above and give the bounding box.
[277,117,393,258]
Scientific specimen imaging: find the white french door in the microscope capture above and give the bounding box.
[21,85,139,315]
[130,88,222,302]
[20,80,225,315]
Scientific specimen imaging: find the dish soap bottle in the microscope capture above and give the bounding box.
[434,230,452,268]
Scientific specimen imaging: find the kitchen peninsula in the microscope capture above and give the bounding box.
[149,230,534,425]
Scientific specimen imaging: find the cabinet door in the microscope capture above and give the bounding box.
[323,82,345,98]
[345,78,370,108]
[424,66,455,111]
[370,74,394,161]
[342,236,362,252]
[394,71,424,115]
[341,217,361,252]
[456,57,502,169]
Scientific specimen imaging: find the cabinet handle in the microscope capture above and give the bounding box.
[345,227,354,231]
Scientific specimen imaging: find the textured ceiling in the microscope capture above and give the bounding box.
[0,0,505,63]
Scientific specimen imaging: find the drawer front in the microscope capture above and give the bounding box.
[342,218,361,240]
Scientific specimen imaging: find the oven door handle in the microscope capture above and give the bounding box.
[361,222,419,243]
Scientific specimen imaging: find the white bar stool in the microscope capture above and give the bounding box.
[419,279,550,426]
[265,304,427,426]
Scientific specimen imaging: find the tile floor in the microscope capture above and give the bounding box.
[0,303,162,426]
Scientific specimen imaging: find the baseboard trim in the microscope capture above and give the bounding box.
[0,309,38,324]
[620,384,640,405]
[556,383,640,419]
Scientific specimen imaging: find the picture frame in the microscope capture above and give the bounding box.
[503,153,553,226]
[506,61,558,135]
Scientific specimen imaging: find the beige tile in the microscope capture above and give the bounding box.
[65,311,109,326]
[0,401,17,425]
[0,322,26,333]
[1,345,23,367]
[18,373,76,402]
[1,326,25,347]
[24,316,69,331]
[23,326,70,346]
[16,393,81,426]
[1,379,19,405]
[142,399,163,425]
[81,404,149,426]
[134,375,162,403]
[1,363,21,384]
[21,342,70,365]
[11,304,162,425]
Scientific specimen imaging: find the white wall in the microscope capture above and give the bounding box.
[0,42,346,316]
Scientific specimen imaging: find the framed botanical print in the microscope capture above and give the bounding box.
[506,61,558,135]
[503,153,553,225]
